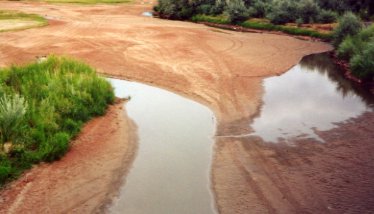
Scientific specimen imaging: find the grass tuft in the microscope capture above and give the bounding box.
[0,56,115,185]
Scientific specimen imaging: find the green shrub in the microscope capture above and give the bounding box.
[338,24,374,59]
[0,56,115,185]
[267,0,298,24]
[248,0,270,18]
[333,12,363,47]
[226,0,251,24]
[317,9,337,23]
[0,155,11,183]
[40,132,69,162]
[0,94,28,146]
[350,41,374,80]
[297,0,320,24]
[156,0,192,20]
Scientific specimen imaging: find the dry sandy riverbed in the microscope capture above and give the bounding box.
[1,1,373,213]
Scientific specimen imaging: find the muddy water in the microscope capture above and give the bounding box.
[108,79,217,214]
[251,53,373,143]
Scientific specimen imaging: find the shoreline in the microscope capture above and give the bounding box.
[0,100,138,213]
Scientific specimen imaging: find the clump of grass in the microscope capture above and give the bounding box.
[0,10,47,32]
[191,14,230,24]
[0,56,115,185]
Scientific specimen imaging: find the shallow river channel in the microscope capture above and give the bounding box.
[108,79,217,214]
[107,53,373,213]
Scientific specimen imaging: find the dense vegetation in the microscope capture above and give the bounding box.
[0,10,47,32]
[154,0,373,24]
[0,56,115,185]
[334,14,374,81]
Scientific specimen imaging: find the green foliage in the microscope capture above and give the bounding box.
[333,12,363,47]
[191,14,230,24]
[337,24,374,80]
[0,94,28,145]
[0,10,47,32]
[350,41,374,80]
[240,20,332,39]
[226,0,251,24]
[156,0,193,20]
[0,56,115,185]
[267,0,298,24]
[297,0,320,23]
[248,0,271,18]
[317,10,337,23]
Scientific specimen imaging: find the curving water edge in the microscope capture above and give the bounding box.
[108,79,217,214]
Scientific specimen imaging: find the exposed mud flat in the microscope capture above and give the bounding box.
[213,54,374,213]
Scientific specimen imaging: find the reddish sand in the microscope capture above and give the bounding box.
[2,1,372,214]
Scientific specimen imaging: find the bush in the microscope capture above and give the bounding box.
[156,0,192,20]
[297,0,320,24]
[267,0,298,24]
[226,0,251,24]
[248,0,270,18]
[333,12,363,47]
[337,24,374,59]
[350,41,374,80]
[317,10,337,23]
[0,56,115,185]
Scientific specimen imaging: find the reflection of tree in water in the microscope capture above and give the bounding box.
[300,53,374,108]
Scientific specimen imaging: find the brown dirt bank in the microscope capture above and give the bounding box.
[0,101,138,213]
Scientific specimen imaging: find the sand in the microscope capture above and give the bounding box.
[2,1,372,214]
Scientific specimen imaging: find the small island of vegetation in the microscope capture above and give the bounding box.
[0,10,47,32]
[0,56,115,185]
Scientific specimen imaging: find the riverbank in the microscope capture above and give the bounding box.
[0,101,138,213]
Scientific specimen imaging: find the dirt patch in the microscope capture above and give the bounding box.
[0,101,138,213]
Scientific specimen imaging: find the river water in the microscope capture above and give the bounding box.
[251,53,373,143]
[107,53,373,213]
[108,79,217,214]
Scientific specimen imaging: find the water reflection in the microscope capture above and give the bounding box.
[250,53,373,143]
[108,79,216,214]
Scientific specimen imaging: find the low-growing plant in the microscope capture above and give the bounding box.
[0,56,115,185]
[317,10,337,23]
[226,0,251,24]
[297,0,320,24]
[350,41,374,80]
[333,12,363,47]
[267,0,298,24]
[0,94,28,148]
